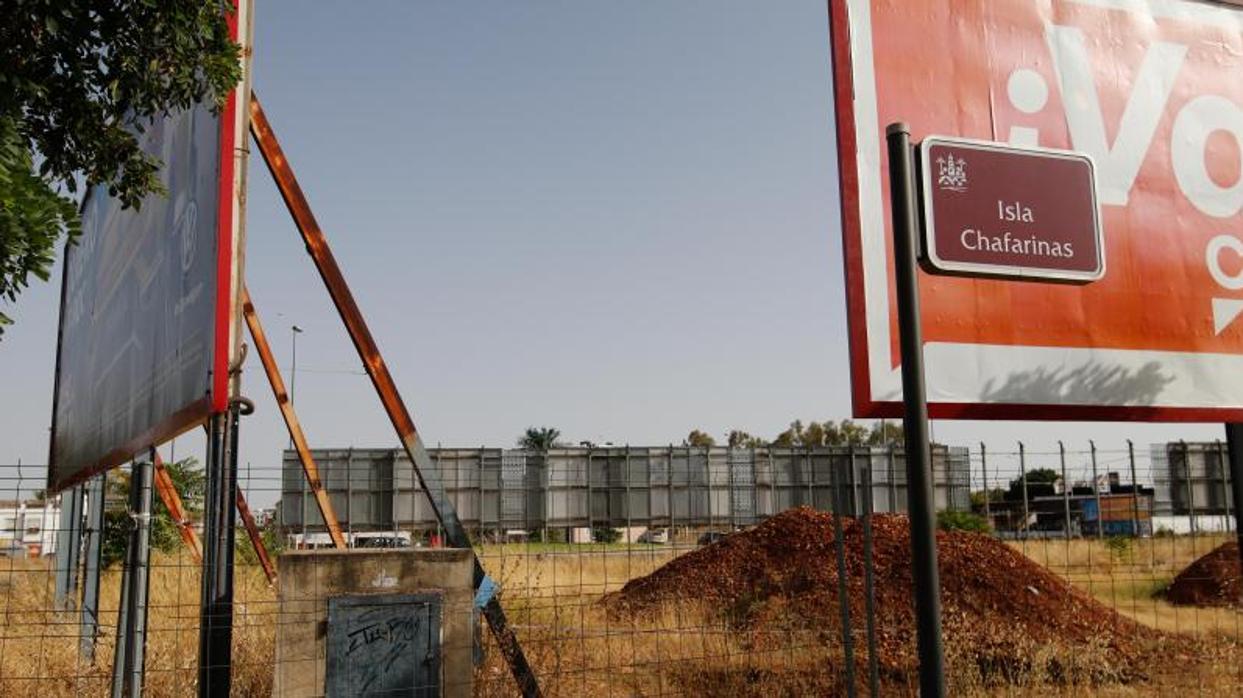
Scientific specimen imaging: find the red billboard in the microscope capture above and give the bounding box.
[48,1,253,492]
[831,0,1243,421]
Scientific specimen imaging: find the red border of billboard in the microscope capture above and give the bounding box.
[212,6,239,414]
[826,1,1243,422]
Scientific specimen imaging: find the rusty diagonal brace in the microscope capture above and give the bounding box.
[241,286,348,550]
[152,451,277,585]
[249,92,542,698]
[153,452,203,563]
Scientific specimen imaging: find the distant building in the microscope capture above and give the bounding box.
[981,475,1154,537]
[0,499,59,556]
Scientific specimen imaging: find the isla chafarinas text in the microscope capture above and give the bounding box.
[957,200,1075,258]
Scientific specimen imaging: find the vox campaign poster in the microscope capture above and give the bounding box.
[830,0,1243,420]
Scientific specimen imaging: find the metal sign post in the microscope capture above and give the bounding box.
[198,409,240,696]
[79,473,105,663]
[885,122,946,698]
[111,455,154,698]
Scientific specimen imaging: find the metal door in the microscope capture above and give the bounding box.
[326,593,442,697]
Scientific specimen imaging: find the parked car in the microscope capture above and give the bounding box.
[697,531,729,546]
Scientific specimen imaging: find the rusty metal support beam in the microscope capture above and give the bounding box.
[235,486,277,585]
[153,453,203,563]
[249,92,542,698]
[241,286,347,550]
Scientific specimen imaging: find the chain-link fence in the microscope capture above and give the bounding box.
[2,441,1242,695]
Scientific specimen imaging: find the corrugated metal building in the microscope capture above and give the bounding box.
[279,444,971,534]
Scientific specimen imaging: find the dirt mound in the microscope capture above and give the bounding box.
[1166,542,1243,608]
[603,507,1190,687]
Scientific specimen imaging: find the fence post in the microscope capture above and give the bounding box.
[828,458,856,697]
[1059,442,1071,540]
[1182,440,1196,535]
[860,461,880,697]
[887,444,897,513]
[1217,439,1231,529]
[980,442,990,526]
[1019,442,1029,541]
[1128,440,1141,537]
[1090,441,1103,540]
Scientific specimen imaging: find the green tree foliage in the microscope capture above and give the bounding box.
[684,429,716,448]
[1007,467,1060,501]
[0,1,241,336]
[866,421,904,445]
[936,510,991,533]
[726,430,765,448]
[970,488,1007,509]
[102,458,205,568]
[771,420,892,447]
[592,526,622,544]
[518,426,563,451]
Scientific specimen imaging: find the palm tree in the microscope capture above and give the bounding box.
[519,427,562,451]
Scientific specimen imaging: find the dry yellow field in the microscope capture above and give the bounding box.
[0,535,1238,696]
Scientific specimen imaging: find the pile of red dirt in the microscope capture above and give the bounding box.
[1166,541,1243,608]
[602,507,1192,686]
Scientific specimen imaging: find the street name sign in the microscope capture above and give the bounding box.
[831,0,1243,421]
[919,137,1103,283]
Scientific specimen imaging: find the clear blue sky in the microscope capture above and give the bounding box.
[0,1,1221,502]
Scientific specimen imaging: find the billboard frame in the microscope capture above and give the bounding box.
[828,0,1243,422]
[46,0,251,493]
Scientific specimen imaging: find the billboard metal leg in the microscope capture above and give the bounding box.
[79,473,106,664]
[885,122,947,698]
[111,455,154,698]
[199,409,239,697]
[249,92,542,698]
[54,484,83,611]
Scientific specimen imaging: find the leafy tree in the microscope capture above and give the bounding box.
[772,419,874,447]
[936,510,991,533]
[102,457,205,568]
[970,488,1007,509]
[1007,467,1059,501]
[684,430,716,448]
[726,430,765,448]
[592,526,622,544]
[867,421,904,445]
[519,426,563,451]
[0,1,241,336]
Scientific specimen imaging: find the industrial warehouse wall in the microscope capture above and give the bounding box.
[278,445,973,534]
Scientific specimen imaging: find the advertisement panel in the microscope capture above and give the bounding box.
[48,2,251,492]
[831,0,1243,420]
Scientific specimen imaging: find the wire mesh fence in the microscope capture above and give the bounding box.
[1,441,1242,696]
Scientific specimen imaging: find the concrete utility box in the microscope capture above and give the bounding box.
[274,548,475,697]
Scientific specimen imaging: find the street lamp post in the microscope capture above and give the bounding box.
[290,325,303,408]
[291,325,303,544]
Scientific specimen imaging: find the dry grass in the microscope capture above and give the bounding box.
[0,536,1239,695]
[1010,535,1243,639]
